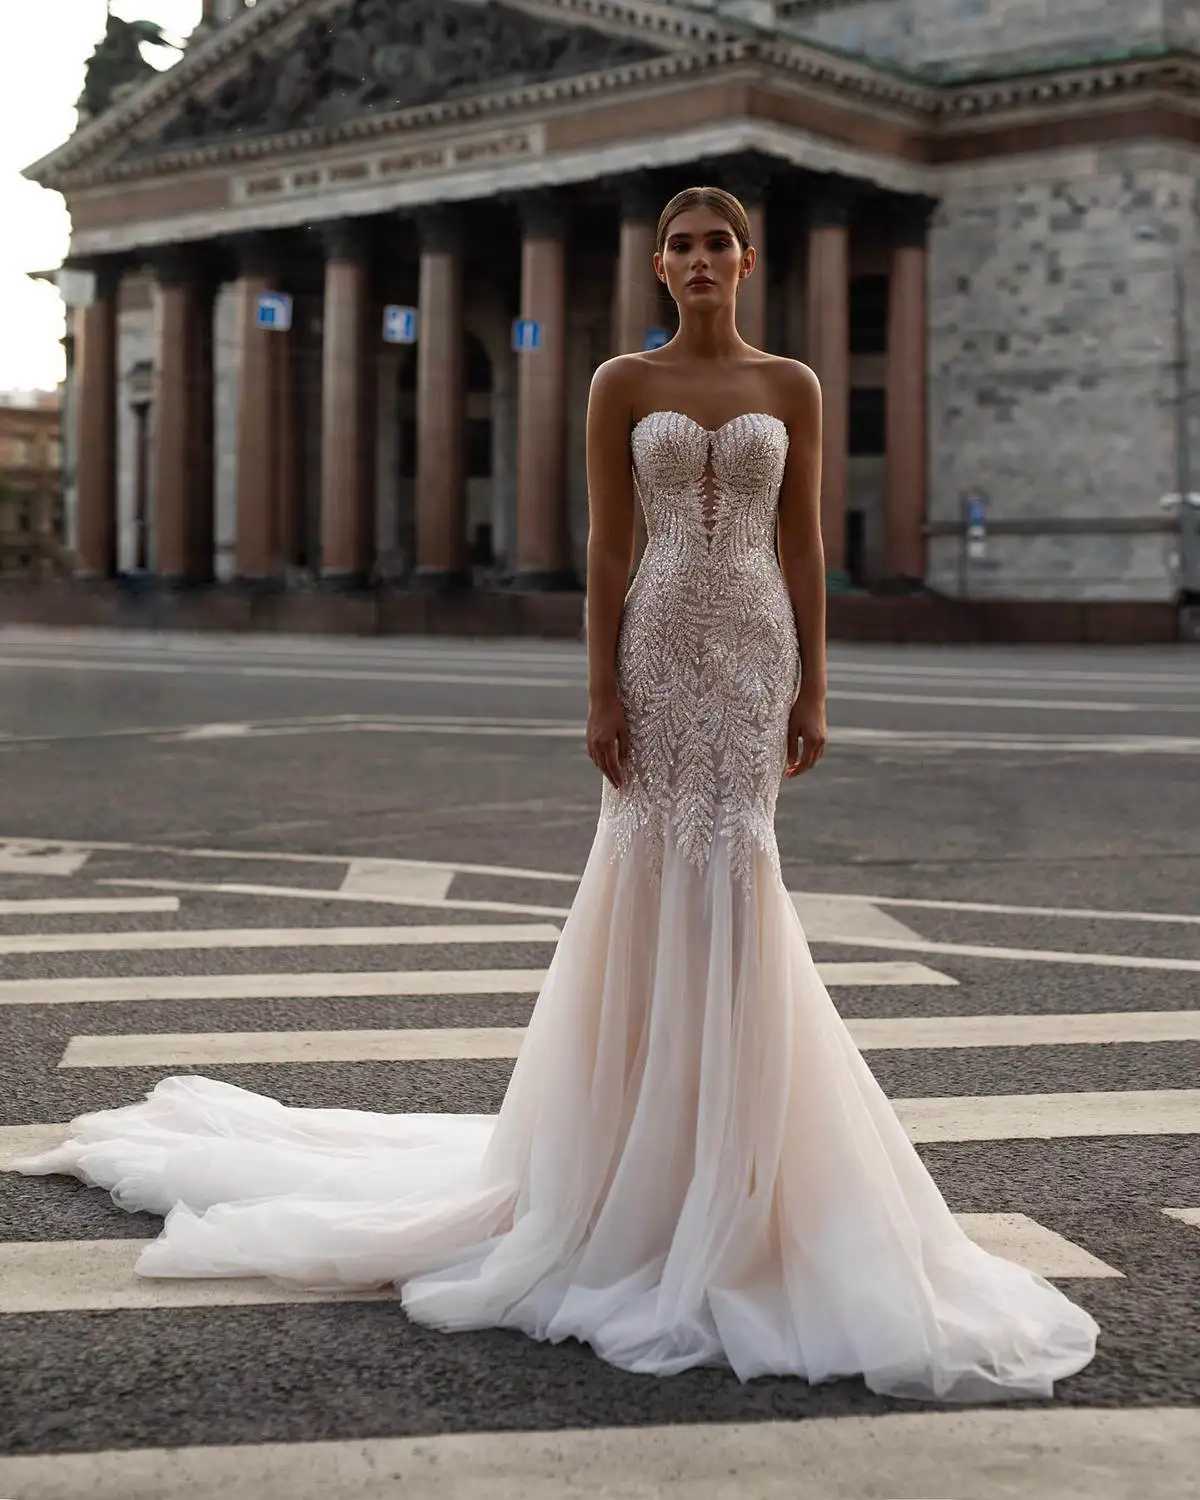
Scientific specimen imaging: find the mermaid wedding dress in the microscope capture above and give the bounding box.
[16,411,1099,1399]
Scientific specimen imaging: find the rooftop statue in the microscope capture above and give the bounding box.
[80,13,181,119]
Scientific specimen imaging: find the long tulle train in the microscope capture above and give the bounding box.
[16,825,1099,1399]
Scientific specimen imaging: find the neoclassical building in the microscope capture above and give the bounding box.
[20,0,1200,638]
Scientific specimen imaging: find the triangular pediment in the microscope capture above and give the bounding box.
[31,0,734,187]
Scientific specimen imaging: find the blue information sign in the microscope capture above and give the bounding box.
[512,318,542,352]
[967,496,988,529]
[255,292,293,332]
[382,305,419,344]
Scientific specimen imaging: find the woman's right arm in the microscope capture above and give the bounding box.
[584,358,636,788]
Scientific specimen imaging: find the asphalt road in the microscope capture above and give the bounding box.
[0,625,1197,1500]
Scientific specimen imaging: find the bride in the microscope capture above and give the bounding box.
[17,186,1098,1400]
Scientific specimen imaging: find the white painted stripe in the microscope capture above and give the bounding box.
[791,893,923,944]
[0,1122,68,1170]
[176,722,251,740]
[832,727,1200,755]
[60,1010,1194,1070]
[0,922,562,955]
[0,844,89,876]
[848,1011,1200,1049]
[60,1028,530,1068]
[791,888,1200,928]
[0,834,581,883]
[0,896,179,916]
[814,932,1200,974]
[5,1090,1200,1178]
[0,1240,390,1314]
[340,858,455,903]
[0,969,549,1006]
[1163,1207,1200,1229]
[1,1407,1197,1500]
[103,875,572,919]
[0,1211,1116,1320]
[898,1089,1200,1142]
[954,1212,1122,1278]
[0,961,949,1007]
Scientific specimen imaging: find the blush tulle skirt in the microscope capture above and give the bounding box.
[16,824,1099,1399]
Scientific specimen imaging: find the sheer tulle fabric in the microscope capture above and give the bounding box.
[17,824,1098,1400]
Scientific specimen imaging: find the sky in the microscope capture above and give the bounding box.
[0,0,202,394]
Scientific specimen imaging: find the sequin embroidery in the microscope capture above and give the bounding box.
[598,410,800,892]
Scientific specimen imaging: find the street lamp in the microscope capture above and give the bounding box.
[127,359,153,573]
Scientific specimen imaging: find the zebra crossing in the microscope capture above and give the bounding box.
[1,838,1198,1497]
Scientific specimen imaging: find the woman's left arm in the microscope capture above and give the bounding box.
[775,360,828,778]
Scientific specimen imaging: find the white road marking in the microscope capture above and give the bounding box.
[847,1010,1200,1048]
[0,961,952,1007]
[0,1240,391,1314]
[815,932,1200,974]
[0,1211,1118,1320]
[1,1405,1197,1500]
[102,875,572,919]
[0,896,180,916]
[900,1089,1200,1142]
[0,834,580,883]
[176,722,252,740]
[0,969,550,1006]
[59,1027,531,1068]
[58,1010,1196,1070]
[1163,1207,1200,1229]
[791,888,1200,928]
[0,923,562,955]
[340,858,455,903]
[954,1213,1123,1278]
[0,843,89,877]
[791,893,924,944]
[6,1089,1198,1172]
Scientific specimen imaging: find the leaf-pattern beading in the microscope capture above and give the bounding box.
[598,411,800,894]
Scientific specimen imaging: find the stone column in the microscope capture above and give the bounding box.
[807,192,852,584]
[886,200,933,582]
[614,176,659,356]
[514,194,573,587]
[151,251,213,582]
[74,264,119,578]
[233,235,281,580]
[319,221,374,585]
[414,207,468,585]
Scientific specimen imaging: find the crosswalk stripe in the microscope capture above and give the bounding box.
[103,875,574,919]
[6,1090,1198,1169]
[340,859,455,902]
[0,961,953,1007]
[1163,1207,1200,1228]
[57,1010,1200,1069]
[0,896,180,916]
[1,1407,1196,1500]
[0,1212,1118,1315]
[814,932,1200,974]
[0,923,563,955]
[0,845,89,876]
[59,1028,530,1067]
[900,1089,1200,1142]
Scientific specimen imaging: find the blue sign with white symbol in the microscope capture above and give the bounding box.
[255,292,293,332]
[512,318,542,352]
[967,496,988,529]
[643,327,670,351]
[382,305,418,345]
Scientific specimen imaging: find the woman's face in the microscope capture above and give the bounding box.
[655,205,752,310]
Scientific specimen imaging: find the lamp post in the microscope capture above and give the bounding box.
[128,359,153,573]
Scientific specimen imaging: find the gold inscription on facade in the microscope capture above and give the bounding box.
[292,169,320,189]
[245,176,285,197]
[453,132,535,165]
[379,148,447,177]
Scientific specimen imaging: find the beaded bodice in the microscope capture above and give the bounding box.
[599,410,800,888]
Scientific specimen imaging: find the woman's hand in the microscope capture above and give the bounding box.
[785,687,827,779]
[587,689,630,789]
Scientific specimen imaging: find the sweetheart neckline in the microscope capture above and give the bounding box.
[632,410,787,438]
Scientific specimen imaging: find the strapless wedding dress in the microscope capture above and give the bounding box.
[16,411,1099,1399]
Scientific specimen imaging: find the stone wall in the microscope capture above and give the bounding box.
[926,144,1200,600]
[785,0,1170,73]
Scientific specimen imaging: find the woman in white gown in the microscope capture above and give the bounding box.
[17,186,1098,1400]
